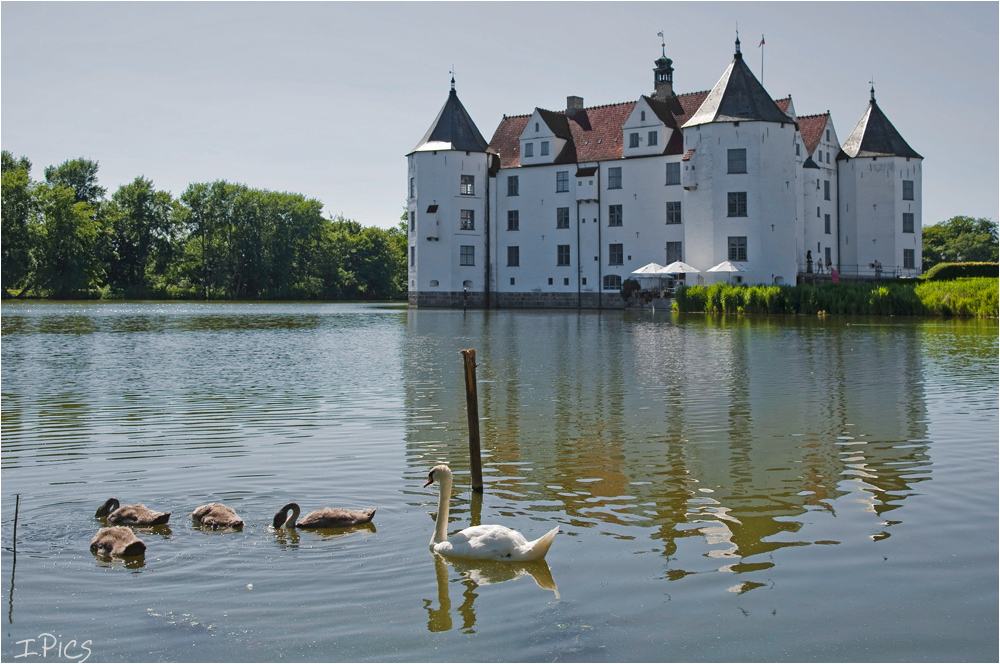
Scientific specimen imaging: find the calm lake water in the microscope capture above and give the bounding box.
[1,302,997,662]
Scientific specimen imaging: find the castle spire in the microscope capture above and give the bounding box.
[652,31,675,101]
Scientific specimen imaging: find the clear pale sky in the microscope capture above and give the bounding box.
[3,1,997,230]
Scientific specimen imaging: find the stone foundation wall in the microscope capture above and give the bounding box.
[409,290,624,309]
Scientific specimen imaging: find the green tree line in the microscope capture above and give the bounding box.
[1,152,407,300]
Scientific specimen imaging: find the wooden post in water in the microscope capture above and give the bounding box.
[460,349,484,492]
[12,494,19,559]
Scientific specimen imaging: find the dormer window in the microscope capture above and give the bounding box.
[648,131,658,146]
[541,141,550,156]
[629,132,640,148]
[524,142,534,158]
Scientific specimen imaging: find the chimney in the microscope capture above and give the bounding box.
[567,96,584,116]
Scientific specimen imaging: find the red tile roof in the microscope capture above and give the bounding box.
[487,89,769,169]
[489,102,636,169]
[798,112,830,155]
[774,96,791,114]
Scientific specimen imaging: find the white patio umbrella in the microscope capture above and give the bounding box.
[631,262,666,291]
[660,261,700,274]
[706,260,746,283]
[631,262,665,275]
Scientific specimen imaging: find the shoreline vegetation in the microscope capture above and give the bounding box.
[3,153,997,315]
[672,276,998,318]
[2,153,407,302]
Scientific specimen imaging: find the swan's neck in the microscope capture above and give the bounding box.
[286,504,300,528]
[432,473,452,545]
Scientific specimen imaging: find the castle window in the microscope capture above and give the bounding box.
[541,141,550,156]
[507,176,519,196]
[608,167,622,189]
[666,241,682,264]
[535,122,539,132]
[460,246,475,266]
[904,249,915,269]
[727,148,747,174]
[556,171,569,192]
[608,204,623,227]
[666,201,682,225]
[826,129,831,142]
[410,246,415,266]
[507,246,519,266]
[409,177,415,198]
[727,192,747,217]
[903,180,914,200]
[411,210,416,231]
[648,130,658,146]
[796,143,800,156]
[603,274,622,290]
[629,132,640,148]
[824,180,831,200]
[818,150,823,163]
[826,152,831,164]
[556,207,569,229]
[609,243,623,265]
[557,245,571,266]
[641,111,646,121]
[507,210,519,231]
[817,207,821,218]
[524,142,533,158]
[728,236,747,262]
[825,214,831,234]
[825,247,831,266]
[461,174,474,195]
[460,209,475,231]
[665,162,680,185]
[903,213,915,233]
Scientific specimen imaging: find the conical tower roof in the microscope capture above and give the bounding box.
[839,89,921,159]
[682,40,792,128]
[409,82,489,154]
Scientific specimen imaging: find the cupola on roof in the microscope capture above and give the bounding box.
[681,38,793,128]
[409,82,489,155]
[839,88,921,160]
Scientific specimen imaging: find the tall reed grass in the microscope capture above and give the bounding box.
[674,278,998,317]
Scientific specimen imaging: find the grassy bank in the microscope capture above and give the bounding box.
[674,278,998,317]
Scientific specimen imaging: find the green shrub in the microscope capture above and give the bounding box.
[673,278,996,317]
[923,262,998,281]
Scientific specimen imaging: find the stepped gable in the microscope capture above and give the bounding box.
[681,46,794,127]
[840,90,921,160]
[410,86,490,154]
[798,112,831,155]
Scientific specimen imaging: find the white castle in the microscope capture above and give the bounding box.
[405,38,922,308]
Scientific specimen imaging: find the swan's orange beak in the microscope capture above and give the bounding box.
[423,477,433,487]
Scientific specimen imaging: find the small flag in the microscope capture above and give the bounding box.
[759,34,765,47]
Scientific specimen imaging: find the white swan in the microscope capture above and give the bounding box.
[423,464,559,562]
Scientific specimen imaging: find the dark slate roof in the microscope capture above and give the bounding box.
[409,87,489,154]
[839,92,921,159]
[682,51,794,127]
